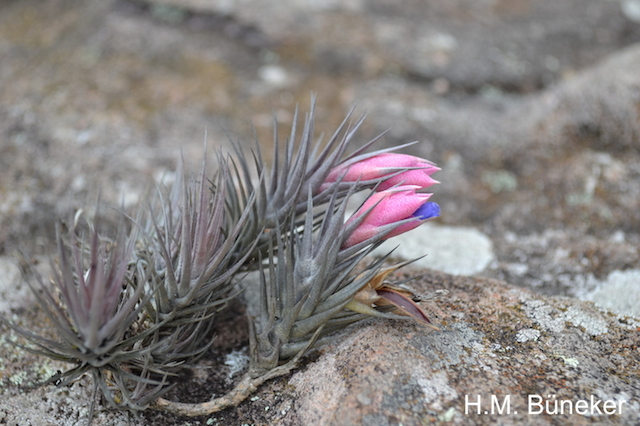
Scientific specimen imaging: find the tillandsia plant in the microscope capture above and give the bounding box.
[2,99,442,422]
[132,152,258,372]
[142,153,255,315]
[1,216,173,413]
[153,102,442,417]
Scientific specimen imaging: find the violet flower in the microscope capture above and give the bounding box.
[342,185,440,248]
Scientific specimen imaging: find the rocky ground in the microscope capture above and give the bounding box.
[0,0,639,424]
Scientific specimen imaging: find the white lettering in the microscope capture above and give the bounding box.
[525,395,626,416]
[528,395,543,414]
[465,395,481,415]
[590,395,602,415]
[618,400,627,414]
[559,399,573,414]
[545,395,557,415]
[491,395,510,415]
[602,400,616,414]
[575,399,588,415]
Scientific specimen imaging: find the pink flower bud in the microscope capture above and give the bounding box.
[322,153,440,192]
[343,185,440,248]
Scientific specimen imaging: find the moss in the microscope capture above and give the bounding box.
[8,371,27,386]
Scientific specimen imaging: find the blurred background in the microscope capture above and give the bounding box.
[1,0,640,313]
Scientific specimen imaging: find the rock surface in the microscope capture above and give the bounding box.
[0,0,639,425]
[285,271,640,426]
[1,267,638,425]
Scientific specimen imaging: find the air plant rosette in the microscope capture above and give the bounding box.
[2,99,442,420]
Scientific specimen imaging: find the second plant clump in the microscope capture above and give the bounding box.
[3,102,441,418]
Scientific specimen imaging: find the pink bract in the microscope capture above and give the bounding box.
[322,153,439,192]
[343,185,437,248]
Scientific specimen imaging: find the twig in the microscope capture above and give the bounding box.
[152,324,325,416]
[151,358,300,416]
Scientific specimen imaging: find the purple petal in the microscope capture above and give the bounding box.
[413,202,440,220]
